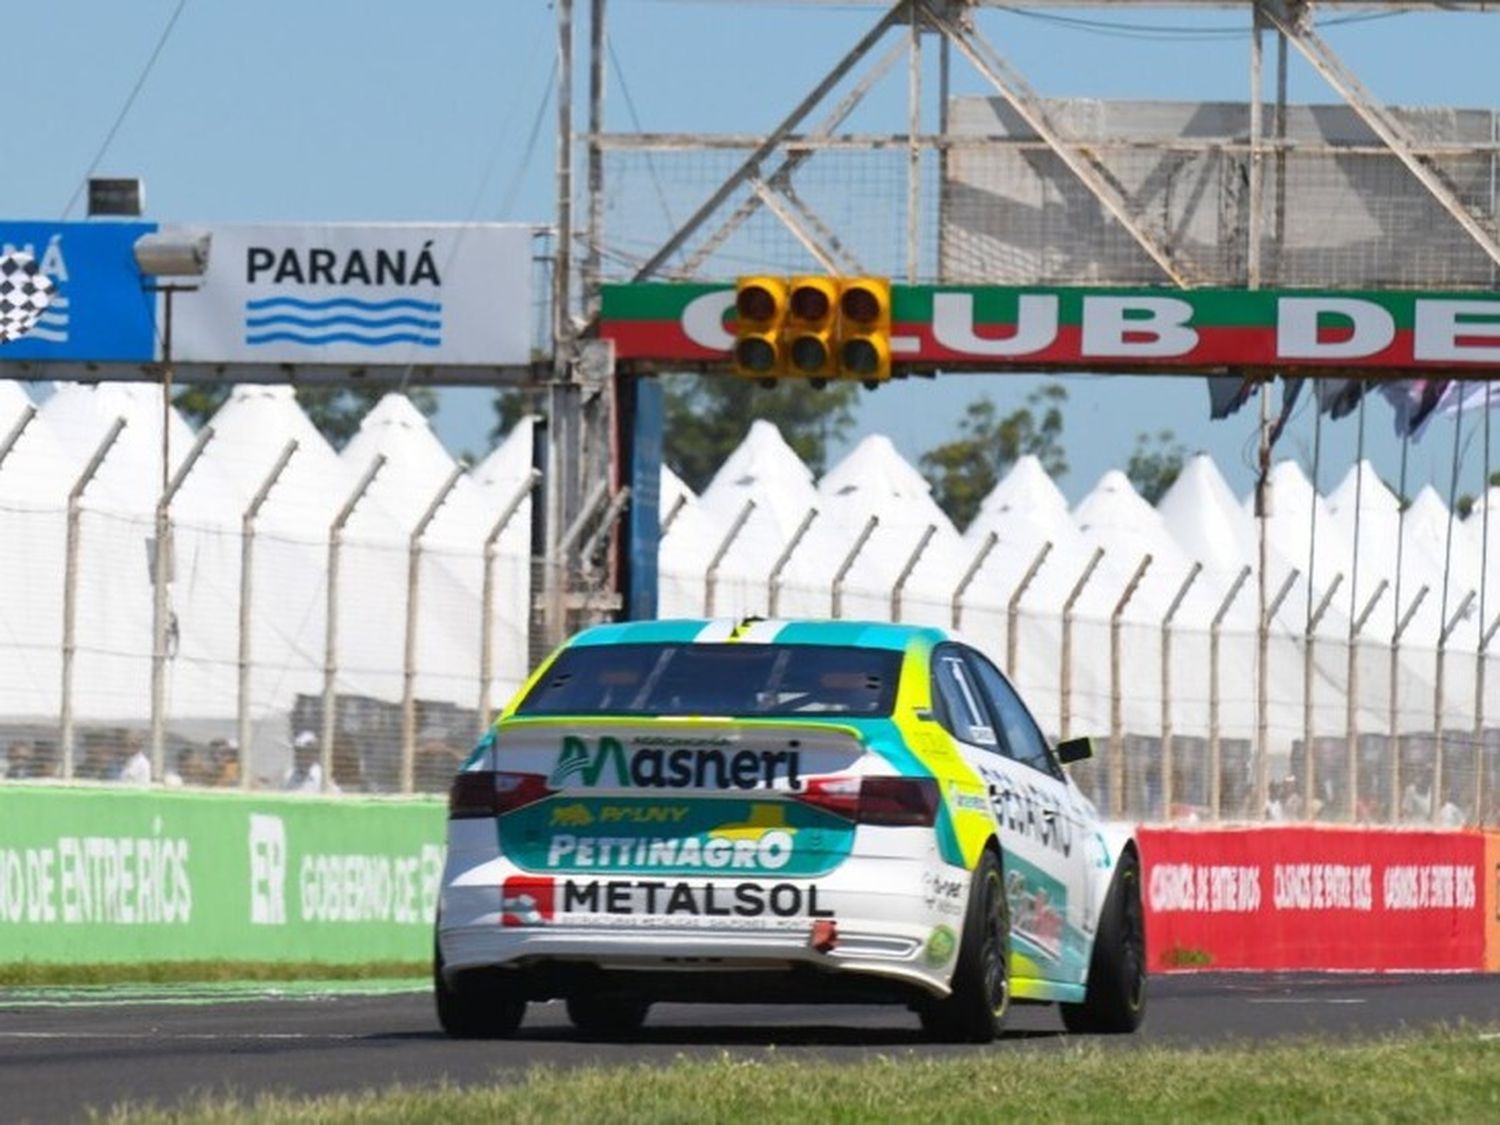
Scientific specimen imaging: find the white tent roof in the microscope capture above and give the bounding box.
[1073,468,1197,619]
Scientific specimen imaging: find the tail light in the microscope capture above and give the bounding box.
[797,775,940,827]
[448,771,552,819]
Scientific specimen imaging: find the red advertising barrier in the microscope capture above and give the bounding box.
[1138,826,1486,972]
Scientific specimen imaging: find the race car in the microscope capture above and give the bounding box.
[436,618,1145,1042]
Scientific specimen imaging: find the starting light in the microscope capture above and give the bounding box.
[730,275,893,384]
[785,276,840,380]
[838,277,892,385]
[733,276,788,379]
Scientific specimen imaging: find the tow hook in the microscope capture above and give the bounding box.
[810,918,838,953]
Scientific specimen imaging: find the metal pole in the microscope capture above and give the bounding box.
[1248,1,1264,290]
[59,418,126,779]
[479,470,542,736]
[584,0,606,319]
[1346,578,1389,821]
[402,466,465,795]
[660,494,688,536]
[1060,547,1105,742]
[768,508,819,618]
[1433,589,1476,823]
[1160,562,1202,820]
[1109,554,1152,818]
[322,456,385,794]
[554,0,575,379]
[906,1,922,285]
[891,524,937,623]
[704,499,756,617]
[1345,391,1369,818]
[832,515,880,620]
[1007,540,1052,675]
[0,404,35,470]
[1476,611,1500,824]
[150,425,213,782]
[952,531,998,633]
[1390,584,1429,823]
[1210,566,1252,820]
[1302,572,1343,817]
[1257,566,1300,814]
[238,439,298,791]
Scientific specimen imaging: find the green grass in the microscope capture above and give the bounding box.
[0,960,427,987]
[101,1026,1500,1124]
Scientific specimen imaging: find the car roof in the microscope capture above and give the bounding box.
[565,618,949,653]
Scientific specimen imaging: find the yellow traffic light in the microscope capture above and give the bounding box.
[837,277,892,385]
[785,276,840,382]
[733,276,788,378]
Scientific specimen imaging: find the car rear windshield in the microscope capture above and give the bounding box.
[516,643,903,718]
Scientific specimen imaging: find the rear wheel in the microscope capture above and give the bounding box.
[919,847,1009,1043]
[1061,848,1146,1035]
[434,944,527,1039]
[566,994,652,1039]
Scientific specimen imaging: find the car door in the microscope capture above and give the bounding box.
[948,645,1095,988]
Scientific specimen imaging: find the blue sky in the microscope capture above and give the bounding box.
[7,1,1500,504]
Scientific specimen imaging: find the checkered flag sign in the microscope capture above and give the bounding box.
[0,251,56,344]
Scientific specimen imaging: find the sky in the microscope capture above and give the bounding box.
[6,0,1500,506]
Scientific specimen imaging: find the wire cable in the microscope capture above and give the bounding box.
[61,0,191,220]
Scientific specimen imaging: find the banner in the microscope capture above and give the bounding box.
[172,223,532,366]
[0,221,157,362]
[0,787,444,965]
[600,283,1500,373]
[1139,826,1486,972]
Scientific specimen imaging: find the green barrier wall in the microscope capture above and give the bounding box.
[0,786,445,964]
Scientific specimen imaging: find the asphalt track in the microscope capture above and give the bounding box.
[3,973,1500,1122]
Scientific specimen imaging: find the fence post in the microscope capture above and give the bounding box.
[1432,589,1476,823]
[1007,540,1052,677]
[1474,611,1500,824]
[660,493,688,535]
[1256,567,1301,817]
[704,499,756,617]
[238,439,298,790]
[1389,584,1429,823]
[1301,573,1344,818]
[0,404,35,470]
[323,456,385,794]
[1059,547,1105,742]
[1345,578,1389,822]
[402,467,465,795]
[831,515,879,620]
[891,524,937,623]
[479,470,542,738]
[59,418,126,779]
[951,531,998,633]
[1159,562,1202,820]
[768,507,819,618]
[1209,566,1251,821]
[1108,553,1152,818]
[150,426,213,783]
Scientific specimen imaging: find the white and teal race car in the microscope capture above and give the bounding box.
[436,619,1145,1041]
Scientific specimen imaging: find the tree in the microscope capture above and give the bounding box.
[173,383,437,449]
[490,388,536,444]
[1126,429,1187,505]
[919,383,1068,530]
[660,374,858,493]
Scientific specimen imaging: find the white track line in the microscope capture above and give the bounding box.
[0,1031,365,1041]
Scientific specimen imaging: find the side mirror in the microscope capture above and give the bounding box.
[1056,736,1095,765]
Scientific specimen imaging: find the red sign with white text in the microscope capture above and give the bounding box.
[1138,827,1485,972]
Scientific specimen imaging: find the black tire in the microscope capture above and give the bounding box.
[566,994,652,1039]
[1061,847,1146,1035]
[434,944,527,1039]
[919,847,1010,1043]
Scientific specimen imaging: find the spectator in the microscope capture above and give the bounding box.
[77,732,115,781]
[30,740,59,779]
[331,733,366,793]
[1,740,33,779]
[117,731,151,785]
[414,729,461,793]
[205,739,240,787]
[283,730,338,793]
[165,745,210,788]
